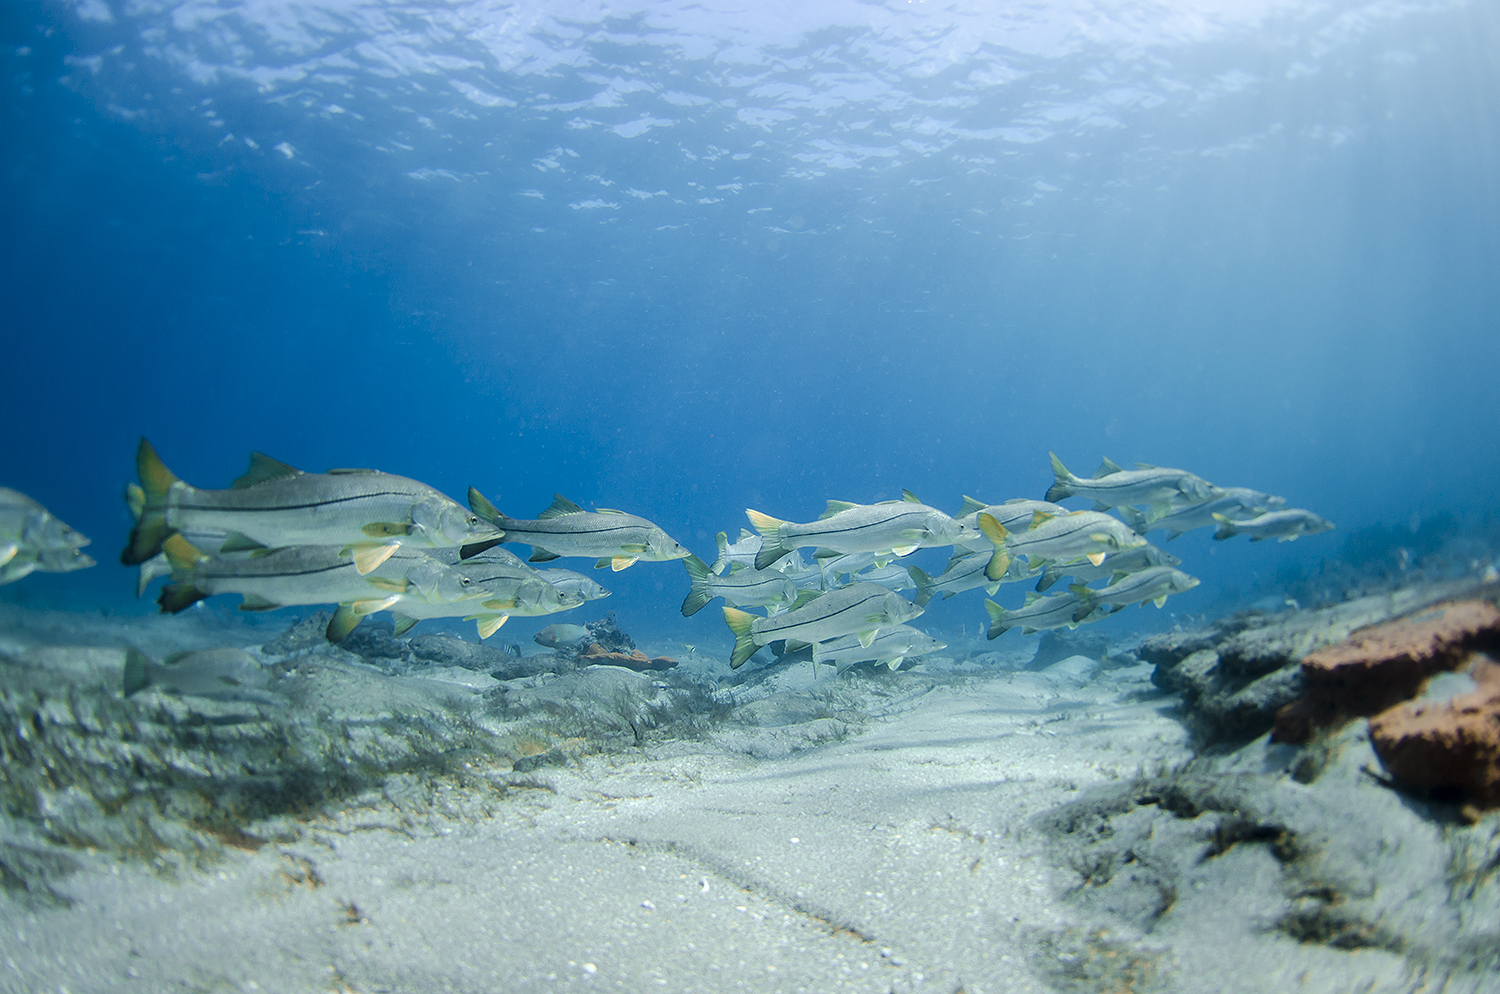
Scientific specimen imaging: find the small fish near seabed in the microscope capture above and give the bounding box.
[1212,509,1335,543]
[1068,566,1201,622]
[1045,453,1220,511]
[977,510,1147,581]
[123,440,503,574]
[123,646,281,700]
[0,487,95,584]
[469,491,689,571]
[680,554,802,617]
[535,623,592,648]
[747,492,978,570]
[984,592,1109,638]
[722,582,924,669]
[778,625,947,673]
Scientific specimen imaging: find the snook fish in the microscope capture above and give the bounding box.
[1068,566,1200,621]
[123,440,502,574]
[747,492,977,570]
[778,625,946,672]
[952,496,1069,553]
[537,569,613,601]
[984,592,1108,638]
[1117,488,1284,540]
[469,491,688,571]
[977,510,1146,581]
[711,529,763,574]
[1045,453,1219,510]
[1035,544,1181,592]
[722,582,923,669]
[680,554,800,617]
[123,646,279,699]
[0,488,93,584]
[1212,509,1334,542]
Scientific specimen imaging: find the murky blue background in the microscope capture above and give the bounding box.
[5,0,1498,648]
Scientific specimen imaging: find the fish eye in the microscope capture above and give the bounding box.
[461,577,472,585]
[468,515,479,525]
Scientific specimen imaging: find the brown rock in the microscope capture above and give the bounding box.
[1369,658,1500,810]
[1272,600,1500,744]
[577,645,678,671]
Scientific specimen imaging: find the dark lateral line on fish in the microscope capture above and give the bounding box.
[502,521,647,539]
[203,560,355,581]
[175,489,429,514]
[793,509,928,540]
[759,591,882,634]
[1013,518,1096,546]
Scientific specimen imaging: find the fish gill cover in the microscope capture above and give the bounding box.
[1,0,1499,638]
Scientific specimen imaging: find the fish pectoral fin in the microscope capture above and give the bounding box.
[0,543,15,567]
[857,629,878,648]
[470,615,508,639]
[611,556,638,572]
[218,532,268,554]
[1153,595,1168,608]
[351,542,400,575]
[350,595,401,617]
[1086,552,1108,567]
[237,593,281,612]
[529,548,561,563]
[362,521,412,538]
[365,577,408,593]
[392,614,420,636]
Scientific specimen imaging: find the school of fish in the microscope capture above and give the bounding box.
[4,443,1333,674]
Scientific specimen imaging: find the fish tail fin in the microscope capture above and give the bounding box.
[135,555,170,598]
[1035,567,1058,592]
[326,604,362,643]
[1211,512,1236,541]
[122,439,180,565]
[909,566,934,607]
[1045,451,1074,503]
[722,606,759,669]
[976,514,1011,581]
[157,583,205,614]
[746,509,791,569]
[983,599,1010,640]
[122,647,152,696]
[680,554,715,617]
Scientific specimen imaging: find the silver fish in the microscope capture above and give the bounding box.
[984,592,1108,638]
[784,625,946,672]
[328,555,507,641]
[748,491,977,570]
[681,554,800,617]
[535,623,592,648]
[722,582,923,669]
[1068,566,1200,621]
[952,496,1069,553]
[0,488,93,584]
[1045,453,1220,510]
[1117,487,1284,539]
[470,491,688,571]
[123,440,501,574]
[842,562,916,593]
[1035,544,1181,592]
[1212,509,1334,543]
[711,529,763,574]
[0,545,96,584]
[538,568,613,601]
[123,646,279,699]
[977,510,1146,581]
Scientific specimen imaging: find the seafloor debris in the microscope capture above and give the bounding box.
[577,643,678,671]
[1368,655,1500,813]
[1273,599,1500,744]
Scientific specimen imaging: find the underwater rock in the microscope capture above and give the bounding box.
[483,668,719,754]
[583,612,635,654]
[577,643,678,671]
[1026,628,1113,671]
[408,633,516,672]
[339,617,409,662]
[257,611,334,656]
[1368,656,1500,812]
[1274,599,1500,744]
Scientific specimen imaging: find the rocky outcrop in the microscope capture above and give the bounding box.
[577,643,678,671]
[1275,600,1500,744]
[1368,656,1500,812]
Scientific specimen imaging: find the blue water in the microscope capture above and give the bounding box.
[4,0,1499,651]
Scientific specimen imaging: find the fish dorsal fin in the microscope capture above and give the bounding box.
[595,508,626,515]
[738,528,756,541]
[1023,591,1040,605]
[959,495,988,516]
[1029,511,1055,529]
[218,532,268,554]
[791,590,821,610]
[468,488,502,523]
[1112,570,1131,582]
[1002,498,1032,505]
[327,467,380,475]
[540,495,585,519]
[728,562,747,574]
[161,651,190,666]
[1134,462,1158,470]
[821,500,859,519]
[901,489,921,503]
[1094,457,1123,478]
[232,452,302,489]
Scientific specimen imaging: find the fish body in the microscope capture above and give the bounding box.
[470,491,688,571]
[329,555,506,641]
[1118,488,1284,539]
[977,511,1146,581]
[0,487,91,553]
[808,625,947,672]
[984,592,1108,638]
[535,623,592,648]
[953,497,1069,553]
[721,582,923,669]
[123,646,278,699]
[0,545,96,584]
[1212,509,1334,542]
[123,441,500,573]
[1035,544,1181,592]
[1045,452,1219,510]
[453,558,586,617]
[908,555,1012,606]
[843,562,916,593]
[538,569,613,601]
[748,494,977,570]
[1068,566,1200,621]
[680,554,799,617]
[711,529,763,574]
[776,551,827,590]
